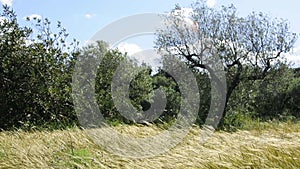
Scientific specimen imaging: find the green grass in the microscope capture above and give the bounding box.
[52,148,93,168]
[0,121,299,168]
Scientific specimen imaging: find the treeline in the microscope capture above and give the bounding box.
[0,5,299,131]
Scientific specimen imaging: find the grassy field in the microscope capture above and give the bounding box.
[0,122,299,169]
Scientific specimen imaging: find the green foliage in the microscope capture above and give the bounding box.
[224,64,300,130]
[92,42,127,122]
[222,111,254,131]
[80,41,184,125]
[155,1,298,128]
[251,65,294,119]
[0,4,299,131]
[152,70,181,124]
[284,76,300,118]
[195,71,211,125]
[0,6,79,130]
[66,148,92,167]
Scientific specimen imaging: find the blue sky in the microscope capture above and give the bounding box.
[1,0,300,66]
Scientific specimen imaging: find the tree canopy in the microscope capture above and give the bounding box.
[155,1,298,127]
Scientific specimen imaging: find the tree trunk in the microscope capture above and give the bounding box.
[217,86,234,129]
[217,63,242,129]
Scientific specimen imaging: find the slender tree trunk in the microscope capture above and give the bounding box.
[218,86,234,128]
[218,63,242,129]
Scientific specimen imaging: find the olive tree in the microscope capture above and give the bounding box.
[155,1,297,127]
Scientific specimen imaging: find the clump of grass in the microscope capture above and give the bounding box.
[0,121,299,168]
[53,148,94,168]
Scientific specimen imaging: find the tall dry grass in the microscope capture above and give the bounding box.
[0,122,299,168]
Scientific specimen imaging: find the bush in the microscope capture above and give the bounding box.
[0,6,79,130]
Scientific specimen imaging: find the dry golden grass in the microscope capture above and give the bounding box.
[0,122,299,168]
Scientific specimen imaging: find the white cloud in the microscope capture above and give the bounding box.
[0,0,13,6]
[116,42,162,70]
[84,13,94,19]
[83,39,96,46]
[284,45,300,67]
[171,7,193,19]
[180,8,195,26]
[24,39,34,46]
[117,42,142,56]
[206,0,216,8]
[170,8,198,29]
[23,14,42,21]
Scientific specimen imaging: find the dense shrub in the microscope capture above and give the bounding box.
[0,6,79,130]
